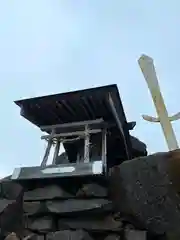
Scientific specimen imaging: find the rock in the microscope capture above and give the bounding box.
[124,230,147,240]
[4,232,20,240]
[23,234,45,240]
[46,199,112,215]
[21,230,35,239]
[109,150,180,235]
[23,202,45,216]
[0,199,15,213]
[27,216,53,233]
[58,215,122,231]
[55,152,69,165]
[21,230,45,240]
[24,185,72,201]
[47,230,93,240]
[28,235,44,240]
[34,236,45,240]
[104,235,121,240]
[76,183,107,198]
[166,232,180,240]
[0,179,22,200]
[0,197,23,237]
[130,136,147,156]
[124,224,135,230]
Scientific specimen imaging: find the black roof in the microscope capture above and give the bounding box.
[15,84,127,129]
[15,84,134,159]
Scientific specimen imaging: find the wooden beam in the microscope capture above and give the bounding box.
[40,118,104,131]
[108,93,130,159]
[41,129,102,140]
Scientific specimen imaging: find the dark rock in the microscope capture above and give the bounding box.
[127,121,136,130]
[104,235,121,240]
[30,235,44,240]
[23,202,45,216]
[23,233,45,240]
[58,216,122,231]
[0,179,22,200]
[124,224,135,230]
[130,136,147,156]
[4,232,20,240]
[24,185,72,201]
[166,232,180,240]
[0,199,14,213]
[21,230,34,239]
[109,150,180,235]
[76,183,107,198]
[47,230,93,240]
[55,152,69,165]
[27,216,53,233]
[0,196,23,238]
[124,229,147,240]
[46,199,112,215]
[21,229,45,240]
[35,236,45,240]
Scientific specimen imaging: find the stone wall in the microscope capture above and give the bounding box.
[0,178,163,240]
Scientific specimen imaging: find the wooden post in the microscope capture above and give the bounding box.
[52,140,60,165]
[138,54,179,151]
[84,125,90,163]
[41,130,55,166]
[102,129,107,173]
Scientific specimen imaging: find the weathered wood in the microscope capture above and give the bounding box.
[46,199,112,215]
[108,93,131,160]
[40,118,104,132]
[52,141,60,165]
[41,139,53,167]
[84,125,90,163]
[41,129,101,140]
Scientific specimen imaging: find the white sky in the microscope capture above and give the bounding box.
[0,0,180,177]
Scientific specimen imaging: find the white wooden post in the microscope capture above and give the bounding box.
[138,54,179,151]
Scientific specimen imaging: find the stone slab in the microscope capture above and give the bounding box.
[24,185,72,201]
[109,149,180,235]
[58,215,122,232]
[47,230,93,240]
[124,229,146,240]
[46,199,112,215]
[23,202,45,216]
[27,216,53,233]
[76,183,107,198]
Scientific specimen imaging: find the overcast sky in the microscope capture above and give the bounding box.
[0,0,180,177]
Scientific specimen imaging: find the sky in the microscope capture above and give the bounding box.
[0,0,180,177]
